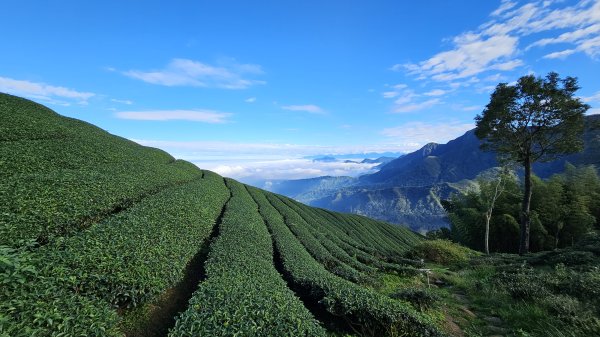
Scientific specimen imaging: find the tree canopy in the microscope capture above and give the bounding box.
[474,72,589,254]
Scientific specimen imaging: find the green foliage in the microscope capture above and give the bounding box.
[475,72,589,165]
[448,236,600,336]
[249,187,444,337]
[1,176,230,336]
[0,93,202,248]
[445,164,600,253]
[2,94,433,335]
[495,266,551,300]
[475,72,589,253]
[390,288,439,311]
[406,240,477,265]
[169,180,326,337]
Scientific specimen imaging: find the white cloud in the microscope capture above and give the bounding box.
[115,109,231,123]
[0,76,94,105]
[382,121,474,146]
[491,0,518,17]
[587,108,600,115]
[424,89,447,96]
[110,98,133,105]
[543,49,577,59]
[131,139,418,181]
[245,97,256,103]
[393,98,440,113]
[528,23,600,49]
[582,91,600,103]
[383,83,412,99]
[123,58,265,89]
[398,0,600,81]
[452,104,483,112]
[133,139,411,158]
[382,85,443,113]
[206,158,379,182]
[483,73,506,82]
[404,34,521,82]
[462,105,483,112]
[129,139,424,181]
[281,104,325,114]
[576,34,600,57]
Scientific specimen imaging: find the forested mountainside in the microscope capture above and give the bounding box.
[266,116,600,233]
[0,93,441,336]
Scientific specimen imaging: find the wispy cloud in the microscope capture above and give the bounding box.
[382,83,409,98]
[393,98,441,113]
[382,121,474,146]
[110,98,133,105]
[400,34,522,82]
[424,89,448,96]
[543,49,577,59]
[461,105,483,112]
[491,0,518,17]
[115,109,231,123]
[396,0,600,82]
[582,91,600,103]
[123,58,265,89]
[382,84,442,113]
[281,104,325,114]
[0,76,94,105]
[245,97,256,103]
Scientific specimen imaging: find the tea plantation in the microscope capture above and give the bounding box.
[0,93,444,336]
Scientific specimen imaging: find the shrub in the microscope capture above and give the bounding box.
[495,267,550,300]
[390,288,439,311]
[547,250,597,267]
[406,239,477,265]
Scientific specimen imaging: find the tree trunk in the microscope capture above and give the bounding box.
[519,159,533,255]
[484,212,491,254]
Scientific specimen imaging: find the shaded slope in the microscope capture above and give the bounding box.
[363,131,497,186]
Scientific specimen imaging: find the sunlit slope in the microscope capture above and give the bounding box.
[0,93,202,247]
[0,93,441,336]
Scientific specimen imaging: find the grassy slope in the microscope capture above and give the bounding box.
[0,93,438,336]
[381,237,600,337]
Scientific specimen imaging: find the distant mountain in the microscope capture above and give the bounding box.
[304,152,404,160]
[361,156,396,165]
[312,156,337,162]
[270,115,600,233]
[362,131,498,186]
[264,176,358,202]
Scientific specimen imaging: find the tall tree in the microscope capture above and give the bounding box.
[475,72,589,254]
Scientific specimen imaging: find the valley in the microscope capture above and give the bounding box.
[265,117,600,233]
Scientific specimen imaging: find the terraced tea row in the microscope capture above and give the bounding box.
[1,94,441,336]
[0,93,202,248]
[169,179,325,336]
[248,187,444,337]
[0,174,229,336]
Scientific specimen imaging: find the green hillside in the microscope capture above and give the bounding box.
[0,93,442,336]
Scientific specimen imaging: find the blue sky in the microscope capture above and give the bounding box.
[2,0,600,183]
